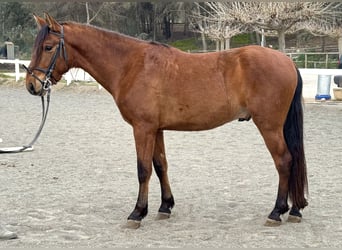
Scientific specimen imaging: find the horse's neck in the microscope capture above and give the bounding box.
[66,23,141,93]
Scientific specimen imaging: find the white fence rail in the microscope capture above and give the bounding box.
[0,59,96,87]
[0,59,30,82]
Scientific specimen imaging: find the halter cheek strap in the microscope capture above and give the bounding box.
[50,26,68,64]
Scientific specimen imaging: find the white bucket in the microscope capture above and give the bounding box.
[315,75,331,100]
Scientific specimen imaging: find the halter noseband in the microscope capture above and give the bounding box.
[23,25,68,95]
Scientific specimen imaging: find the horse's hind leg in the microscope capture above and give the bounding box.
[255,123,292,226]
[153,130,175,220]
[287,206,302,223]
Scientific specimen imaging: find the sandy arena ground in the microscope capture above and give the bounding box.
[0,81,342,248]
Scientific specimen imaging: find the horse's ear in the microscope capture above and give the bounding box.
[44,13,61,32]
[33,13,46,30]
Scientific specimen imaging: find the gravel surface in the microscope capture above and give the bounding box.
[0,82,342,247]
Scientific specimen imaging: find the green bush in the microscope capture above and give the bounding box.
[169,38,199,52]
[231,33,252,47]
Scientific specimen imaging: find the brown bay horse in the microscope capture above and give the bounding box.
[25,14,308,229]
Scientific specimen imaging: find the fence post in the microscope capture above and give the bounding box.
[15,59,20,82]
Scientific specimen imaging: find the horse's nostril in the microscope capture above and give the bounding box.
[28,83,36,95]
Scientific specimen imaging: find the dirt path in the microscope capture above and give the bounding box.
[0,83,342,247]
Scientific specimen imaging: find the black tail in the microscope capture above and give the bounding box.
[283,68,308,209]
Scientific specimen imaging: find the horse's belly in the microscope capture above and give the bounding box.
[160,103,240,131]
[158,73,245,131]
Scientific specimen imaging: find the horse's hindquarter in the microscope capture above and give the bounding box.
[231,46,298,125]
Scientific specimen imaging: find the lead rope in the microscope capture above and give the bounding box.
[1,25,65,154]
[0,88,51,154]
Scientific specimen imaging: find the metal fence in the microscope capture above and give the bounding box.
[189,50,340,69]
[286,52,340,69]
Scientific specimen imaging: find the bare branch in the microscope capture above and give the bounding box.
[189,2,342,51]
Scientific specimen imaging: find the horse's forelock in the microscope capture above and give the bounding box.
[32,24,50,62]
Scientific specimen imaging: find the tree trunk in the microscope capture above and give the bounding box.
[183,12,189,36]
[278,30,286,52]
[85,2,90,24]
[163,15,171,39]
[201,32,207,52]
[261,29,266,47]
[225,38,230,50]
[321,36,326,52]
[216,40,219,51]
[220,39,225,51]
[255,32,261,46]
[153,4,157,41]
[338,36,342,58]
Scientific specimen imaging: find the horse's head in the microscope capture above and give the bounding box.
[25,13,68,96]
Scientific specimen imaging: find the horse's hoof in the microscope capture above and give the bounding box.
[124,220,141,229]
[264,218,282,227]
[0,229,17,240]
[155,212,171,220]
[287,214,302,223]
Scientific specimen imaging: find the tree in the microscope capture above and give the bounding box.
[300,3,342,56]
[216,2,333,52]
[133,2,185,41]
[0,2,33,56]
[189,3,207,51]
[0,3,31,40]
[84,2,105,25]
[189,2,340,52]
[190,2,247,51]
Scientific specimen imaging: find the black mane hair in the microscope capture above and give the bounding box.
[32,24,50,61]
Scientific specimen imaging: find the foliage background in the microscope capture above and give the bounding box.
[0,2,341,59]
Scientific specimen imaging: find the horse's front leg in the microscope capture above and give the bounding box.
[126,125,156,229]
[153,130,175,220]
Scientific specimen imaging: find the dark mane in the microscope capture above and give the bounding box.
[149,41,170,48]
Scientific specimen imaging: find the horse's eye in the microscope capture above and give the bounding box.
[45,45,53,52]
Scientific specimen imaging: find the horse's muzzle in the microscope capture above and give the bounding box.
[26,81,47,96]
[27,82,37,95]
